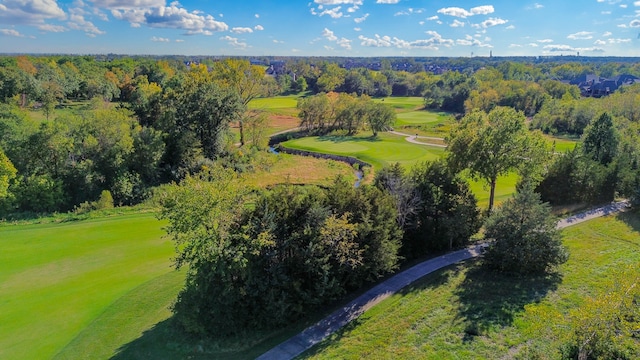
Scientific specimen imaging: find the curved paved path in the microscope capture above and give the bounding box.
[388,130,447,148]
[257,201,630,360]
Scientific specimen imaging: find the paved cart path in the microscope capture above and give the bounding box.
[256,201,630,360]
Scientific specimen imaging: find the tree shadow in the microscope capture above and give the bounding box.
[454,262,562,341]
[110,317,290,360]
[299,265,459,358]
[317,134,382,143]
[616,209,640,235]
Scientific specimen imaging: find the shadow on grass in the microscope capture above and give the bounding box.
[317,134,382,143]
[110,317,294,360]
[454,262,562,341]
[299,266,459,358]
[617,209,640,235]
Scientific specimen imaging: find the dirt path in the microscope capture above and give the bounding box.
[256,200,631,360]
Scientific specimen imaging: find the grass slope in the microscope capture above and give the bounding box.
[301,211,640,359]
[282,133,445,170]
[0,213,177,360]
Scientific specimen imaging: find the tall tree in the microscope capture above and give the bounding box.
[447,106,547,211]
[211,59,268,146]
[582,112,619,165]
[367,102,395,136]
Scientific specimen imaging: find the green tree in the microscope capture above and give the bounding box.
[582,112,619,166]
[408,160,480,254]
[0,147,16,199]
[367,102,395,136]
[211,59,269,146]
[447,106,547,211]
[483,182,568,274]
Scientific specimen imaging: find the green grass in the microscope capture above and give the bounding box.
[282,133,445,170]
[373,97,425,111]
[0,213,178,360]
[395,110,449,127]
[544,134,579,153]
[248,95,301,116]
[468,172,519,210]
[301,211,640,359]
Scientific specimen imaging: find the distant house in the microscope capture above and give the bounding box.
[570,73,640,97]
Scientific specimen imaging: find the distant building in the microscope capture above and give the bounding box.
[570,74,640,97]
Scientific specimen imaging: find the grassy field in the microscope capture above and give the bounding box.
[0,213,178,360]
[544,134,579,153]
[373,97,425,111]
[282,133,445,170]
[244,152,358,188]
[248,95,302,117]
[301,211,640,359]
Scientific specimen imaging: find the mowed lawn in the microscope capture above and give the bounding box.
[282,133,516,207]
[248,95,301,117]
[302,211,640,359]
[282,133,445,170]
[0,213,180,360]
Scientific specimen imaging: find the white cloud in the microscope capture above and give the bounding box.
[437,5,494,18]
[0,0,66,25]
[609,37,631,43]
[354,13,369,23]
[603,31,612,37]
[602,10,612,14]
[594,39,607,45]
[111,3,228,34]
[68,5,105,36]
[89,0,164,9]
[456,34,492,47]
[533,3,544,9]
[543,44,604,53]
[480,17,508,28]
[358,34,392,47]
[618,23,628,28]
[376,0,400,3]
[273,39,284,44]
[450,19,465,27]
[254,24,264,31]
[621,4,628,8]
[631,19,640,27]
[506,24,515,29]
[175,39,184,42]
[537,38,554,43]
[220,35,248,48]
[38,23,66,32]
[151,36,169,42]
[314,0,363,4]
[316,6,343,18]
[322,28,337,41]
[255,13,259,18]
[354,27,361,31]
[528,43,539,47]
[509,43,522,48]
[567,31,594,40]
[0,28,24,37]
[231,27,253,34]
[427,15,439,21]
[359,31,453,50]
[322,28,352,50]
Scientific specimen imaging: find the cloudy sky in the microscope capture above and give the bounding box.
[1,0,640,56]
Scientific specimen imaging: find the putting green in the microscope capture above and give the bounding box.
[0,213,177,360]
[282,133,445,169]
[395,110,449,126]
[372,97,424,111]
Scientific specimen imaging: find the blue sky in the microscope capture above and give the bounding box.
[1,0,640,56]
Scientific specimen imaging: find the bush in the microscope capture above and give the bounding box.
[483,182,568,274]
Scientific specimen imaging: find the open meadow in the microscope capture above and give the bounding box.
[301,211,640,359]
[0,213,179,360]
